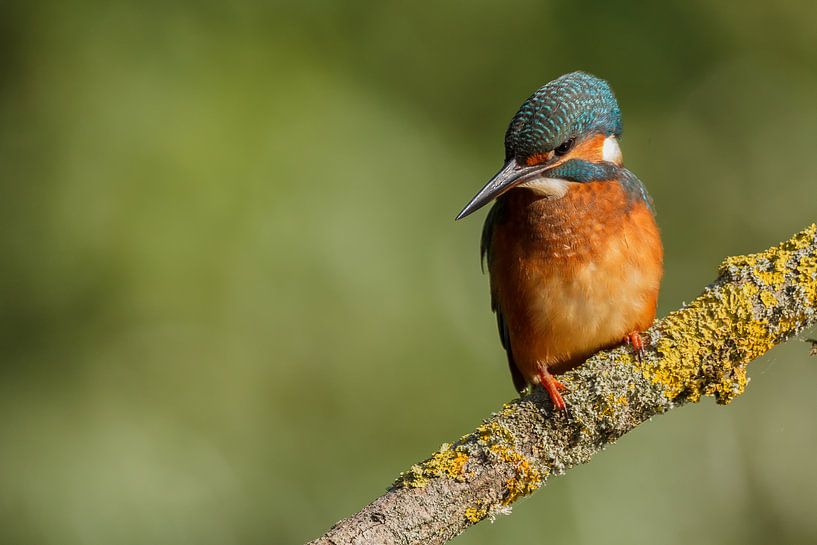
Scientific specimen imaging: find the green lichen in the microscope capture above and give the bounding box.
[634,224,817,404]
[394,443,470,489]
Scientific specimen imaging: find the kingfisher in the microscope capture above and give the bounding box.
[456,72,663,410]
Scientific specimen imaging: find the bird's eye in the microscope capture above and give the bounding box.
[554,139,575,156]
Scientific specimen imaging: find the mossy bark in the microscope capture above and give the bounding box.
[306,225,817,545]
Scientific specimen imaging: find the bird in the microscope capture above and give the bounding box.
[456,71,663,410]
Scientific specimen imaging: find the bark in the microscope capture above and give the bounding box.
[306,224,817,545]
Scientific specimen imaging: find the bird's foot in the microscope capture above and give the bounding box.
[537,365,567,411]
[623,331,647,362]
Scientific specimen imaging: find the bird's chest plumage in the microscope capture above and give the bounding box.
[488,181,663,377]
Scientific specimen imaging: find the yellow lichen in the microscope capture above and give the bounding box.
[497,446,542,504]
[751,256,787,289]
[464,502,489,524]
[759,291,778,308]
[394,443,470,489]
[598,393,629,418]
[635,224,817,404]
[498,403,517,417]
[719,224,816,285]
[476,420,515,446]
[474,421,542,505]
[799,253,817,305]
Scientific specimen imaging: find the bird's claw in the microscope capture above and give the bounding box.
[537,366,568,411]
[624,331,647,362]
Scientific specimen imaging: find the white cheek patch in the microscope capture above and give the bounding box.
[518,177,570,198]
[602,135,622,164]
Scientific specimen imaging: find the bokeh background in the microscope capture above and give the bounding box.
[2,1,817,544]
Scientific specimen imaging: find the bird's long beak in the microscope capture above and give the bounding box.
[455,158,547,220]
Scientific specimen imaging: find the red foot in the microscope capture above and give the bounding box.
[623,331,647,362]
[537,365,567,411]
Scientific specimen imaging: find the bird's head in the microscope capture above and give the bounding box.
[456,71,624,220]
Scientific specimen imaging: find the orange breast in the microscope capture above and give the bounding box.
[489,181,663,381]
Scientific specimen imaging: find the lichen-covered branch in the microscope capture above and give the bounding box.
[306,225,817,545]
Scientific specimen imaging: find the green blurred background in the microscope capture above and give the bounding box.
[2,1,817,544]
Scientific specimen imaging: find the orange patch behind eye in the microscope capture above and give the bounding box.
[524,134,608,166]
[568,134,607,162]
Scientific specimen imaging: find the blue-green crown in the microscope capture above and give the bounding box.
[504,71,622,161]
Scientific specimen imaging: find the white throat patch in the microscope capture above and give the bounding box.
[518,177,570,199]
[602,135,622,164]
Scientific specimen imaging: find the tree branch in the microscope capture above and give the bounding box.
[306,224,817,545]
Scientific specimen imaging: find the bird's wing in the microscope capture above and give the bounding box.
[482,203,528,394]
[619,169,657,215]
